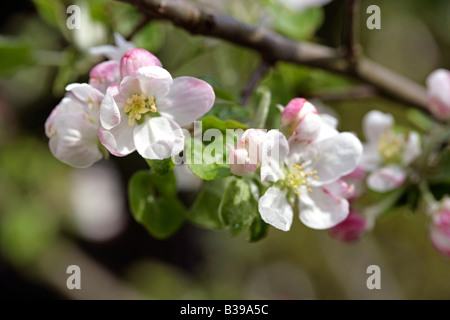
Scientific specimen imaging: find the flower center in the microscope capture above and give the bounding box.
[124,93,157,126]
[287,164,319,196]
[378,131,403,164]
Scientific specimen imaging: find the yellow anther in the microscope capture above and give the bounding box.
[314,176,319,180]
[308,188,312,193]
[125,93,157,126]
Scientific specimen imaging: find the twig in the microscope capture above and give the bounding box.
[117,0,428,112]
[342,0,360,69]
[241,60,272,106]
[126,15,152,41]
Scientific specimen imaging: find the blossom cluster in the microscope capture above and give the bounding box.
[45,34,450,258]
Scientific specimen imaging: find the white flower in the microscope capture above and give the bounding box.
[276,0,333,12]
[361,110,421,192]
[45,84,105,168]
[258,127,362,231]
[229,129,267,176]
[89,32,135,61]
[429,197,450,257]
[99,66,215,160]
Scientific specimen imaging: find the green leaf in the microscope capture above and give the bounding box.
[186,139,232,181]
[128,170,185,239]
[248,214,269,242]
[0,37,34,76]
[187,179,232,230]
[219,178,258,236]
[204,102,252,123]
[146,157,175,175]
[251,86,271,129]
[201,115,248,134]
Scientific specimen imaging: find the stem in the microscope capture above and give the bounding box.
[126,15,152,41]
[241,60,272,106]
[117,0,429,112]
[342,0,360,69]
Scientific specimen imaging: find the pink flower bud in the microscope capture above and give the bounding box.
[280,98,321,141]
[89,60,120,93]
[430,198,450,257]
[229,147,257,176]
[328,210,367,242]
[426,69,450,121]
[120,48,162,78]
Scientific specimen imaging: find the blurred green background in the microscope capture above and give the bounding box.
[1,0,449,300]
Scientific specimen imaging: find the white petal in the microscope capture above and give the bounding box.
[402,131,421,165]
[261,130,289,182]
[277,0,332,12]
[299,187,349,230]
[360,142,381,171]
[288,113,322,143]
[133,117,185,160]
[363,110,394,142]
[322,179,355,200]
[305,132,363,186]
[320,113,339,129]
[367,165,406,192]
[49,113,102,168]
[158,77,215,127]
[120,66,173,99]
[100,84,122,130]
[430,225,450,257]
[98,121,136,157]
[258,187,293,232]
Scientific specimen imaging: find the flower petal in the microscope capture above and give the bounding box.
[133,116,185,160]
[98,121,136,157]
[49,113,102,168]
[157,77,215,127]
[119,66,173,99]
[261,130,289,182]
[402,131,421,165]
[100,83,122,130]
[305,132,363,186]
[258,187,293,232]
[430,225,450,257]
[299,186,350,230]
[360,142,381,171]
[363,110,394,142]
[367,165,406,192]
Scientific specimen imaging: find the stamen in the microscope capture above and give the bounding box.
[125,93,157,126]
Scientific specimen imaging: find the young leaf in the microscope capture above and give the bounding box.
[128,170,185,239]
[248,214,269,242]
[187,178,232,230]
[219,178,258,236]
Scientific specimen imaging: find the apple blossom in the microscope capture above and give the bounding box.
[430,197,450,258]
[258,127,362,231]
[276,0,333,12]
[99,66,215,160]
[360,110,421,192]
[45,83,105,168]
[426,69,450,121]
[229,129,267,176]
[120,48,162,78]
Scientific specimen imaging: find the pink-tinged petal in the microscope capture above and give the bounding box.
[258,187,293,232]
[100,84,122,130]
[133,117,184,160]
[229,147,257,176]
[261,130,289,182]
[89,60,121,93]
[426,69,450,121]
[299,186,350,230]
[288,112,322,144]
[329,210,367,242]
[281,98,317,136]
[98,122,136,157]
[360,142,381,171]
[430,225,450,258]
[343,166,366,180]
[49,113,102,168]
[120,48,162,78]
[157,77,215,127]
[323,179,355,200]
[238,129,267,163]
[119,66,173,99]
[367,165,406,192]
[45,97,86,137]
[363,110,394,142]
[305,132,363,186]
[402,131,421,165]
[66,83,104,106]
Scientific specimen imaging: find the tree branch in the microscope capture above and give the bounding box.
[117,0,428,111]
[342,0,360,69]
[241,60,272,106]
